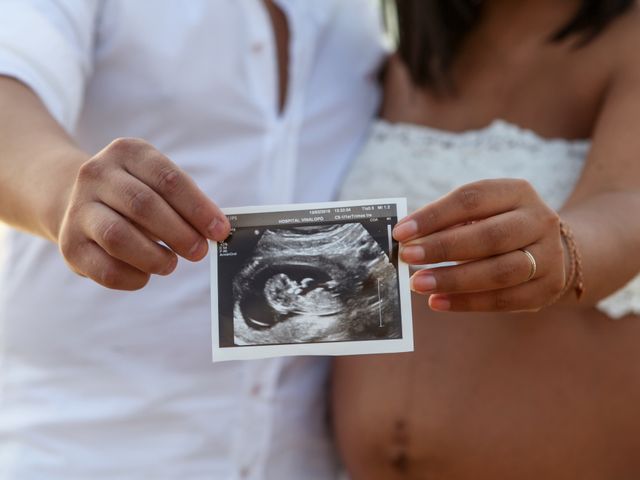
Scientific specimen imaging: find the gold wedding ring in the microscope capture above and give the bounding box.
[520,248,537,281]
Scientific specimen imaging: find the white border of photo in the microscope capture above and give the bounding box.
[210,198,414,362]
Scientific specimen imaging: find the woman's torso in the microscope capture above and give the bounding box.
[334,120,640,480]
[334,5,640,479]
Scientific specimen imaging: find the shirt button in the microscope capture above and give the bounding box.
[250,383,263,397]
[240,466,251,478]
[251,42,264,53]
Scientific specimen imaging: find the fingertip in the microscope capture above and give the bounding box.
[207,216,231,242]
[195,240,210,261]
[411,271,436,293]
[221,216,232,237]
[186,237,209,261]
[428,295,451,311]
[159,254,178,276]
[393,219,418,241]
[400,244,424,263]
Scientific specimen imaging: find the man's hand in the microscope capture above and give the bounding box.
[58,137,230,290]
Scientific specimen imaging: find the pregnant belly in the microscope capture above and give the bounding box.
[332,294,640,480]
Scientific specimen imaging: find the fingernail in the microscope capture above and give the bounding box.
[393,220,418,240]
[429,296,451,311]
[160,256,178,275]
[401,245,424,263]
[207,217,229,240]
[412,273,436,293]
[189,238,205,257]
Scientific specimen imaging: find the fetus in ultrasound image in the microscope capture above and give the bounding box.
[217,222,402,346]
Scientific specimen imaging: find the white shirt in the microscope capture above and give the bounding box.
[0,1,386,478]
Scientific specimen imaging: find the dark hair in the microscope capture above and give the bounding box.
[394,0,634,92]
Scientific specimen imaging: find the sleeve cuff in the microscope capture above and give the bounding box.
[0,4,91,131]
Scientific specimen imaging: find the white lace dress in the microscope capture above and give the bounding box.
[339,119,640,318]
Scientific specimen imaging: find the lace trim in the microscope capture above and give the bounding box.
[372,119,591,155]
[598,275,640,319]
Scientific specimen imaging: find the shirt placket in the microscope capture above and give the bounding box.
[230,3,327,479]
[252,0,319,205]
[231,358,283,480]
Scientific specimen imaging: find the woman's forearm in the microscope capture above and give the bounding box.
[0,76,88,242]
[559,190,640,306]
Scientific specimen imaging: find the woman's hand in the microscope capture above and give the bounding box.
[393,178,567,312]
[57,138,230,290]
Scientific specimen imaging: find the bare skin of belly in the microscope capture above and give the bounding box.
[332,295,640,479]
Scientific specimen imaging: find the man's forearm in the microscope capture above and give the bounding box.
[0,76,88,242]
[1,76,230,290]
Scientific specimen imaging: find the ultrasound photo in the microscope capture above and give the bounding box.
[210,199,413,361]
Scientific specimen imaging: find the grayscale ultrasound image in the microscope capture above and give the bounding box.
[217,222,402,347]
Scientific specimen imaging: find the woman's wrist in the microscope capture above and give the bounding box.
[560,221,584,298]
[548,219,585,307]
